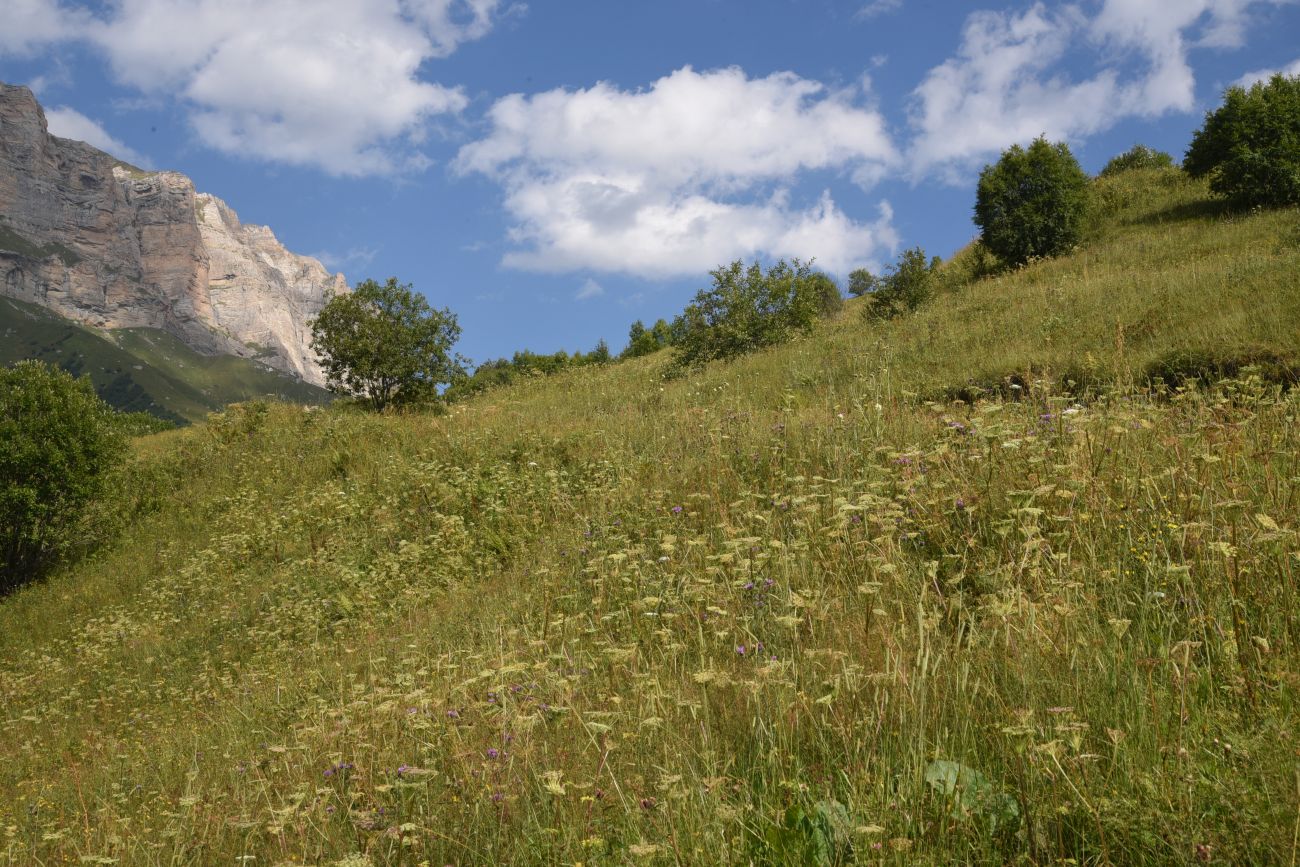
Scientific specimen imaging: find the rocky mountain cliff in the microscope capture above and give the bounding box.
[0,82,345,386]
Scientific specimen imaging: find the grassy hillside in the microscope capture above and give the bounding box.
[1,170,1298,865]
[0,297,330,423]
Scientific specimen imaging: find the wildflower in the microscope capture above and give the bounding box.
[735,645,746,656]
[486,748,500,760]
[671,506,683,515]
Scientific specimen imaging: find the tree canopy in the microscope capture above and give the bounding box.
[310,278,464,412]
[1,360,125,591]
[671,259,837,368]
[974,136,1090,267]
[1100,144,1176,177]
[864,247,938,319]
[1185,74,1300,208]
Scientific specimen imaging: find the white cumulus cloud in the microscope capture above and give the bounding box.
[44,106,153,168]
[403,0,516,56]
[909,0,1292,175]
[0,0,88,55]
[1235,57,1300,87]
[1,0,511,175]
[457,66,899,278]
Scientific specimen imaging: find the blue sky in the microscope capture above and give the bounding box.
[3,0,1299,365]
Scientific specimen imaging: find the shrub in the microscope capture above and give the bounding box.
[622,318,674,359]
[974,137,1091,267]
[445,338,614,402]
[1100,144,1176,177]
[1,360,125,591]
[310,277,464,412]
[865,247,937,319]
[1184,74,1300,208]
[807,272,844,318]
[671,259,829,367]
[847,268,878,298]
[579,339,611,365]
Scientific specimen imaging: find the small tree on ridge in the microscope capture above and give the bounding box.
[1184,74,1300,208]
[311,278,464,412]
[974,136,1090,268]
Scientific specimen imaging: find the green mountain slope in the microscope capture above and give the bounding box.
[1,170,1298,865]
[1,296,331,423]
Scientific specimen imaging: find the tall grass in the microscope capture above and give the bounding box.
[1,170,1298,865]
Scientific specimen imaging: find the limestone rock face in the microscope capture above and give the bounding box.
[0,82,345,385]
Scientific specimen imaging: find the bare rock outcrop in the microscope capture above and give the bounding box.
[0,82,345,385]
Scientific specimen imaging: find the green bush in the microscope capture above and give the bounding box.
[847,268,878,298]
[1100,144,1176,177]
[864,247,937,319]
[974,137,1091,267]
[444,338,614,403]
[671,259,831,367]
[1185,74,1300,208]
[1,360,125,591]
[621,319,673,359]
[806,272,844,318]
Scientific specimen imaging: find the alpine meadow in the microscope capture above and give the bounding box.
[6,0,1300,858]
[3,153,1300,866]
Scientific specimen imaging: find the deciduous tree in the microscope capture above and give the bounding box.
[311,278,464,412]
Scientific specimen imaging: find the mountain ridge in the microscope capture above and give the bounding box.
[0,81,346,387]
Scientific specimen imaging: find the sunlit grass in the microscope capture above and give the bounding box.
[2,170,1298,865]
